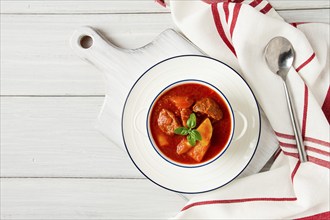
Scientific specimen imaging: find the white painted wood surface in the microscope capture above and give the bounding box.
[1,178,186,219]
[1,1,329,219]
[1,97,142,178]
[1,11,329,96]
[1,0,329,13]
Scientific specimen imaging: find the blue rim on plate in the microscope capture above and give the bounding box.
[146,79,235,169]
[121,55,260,194]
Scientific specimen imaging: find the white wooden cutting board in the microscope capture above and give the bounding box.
[71,26,202,148]
[70,26,278,183]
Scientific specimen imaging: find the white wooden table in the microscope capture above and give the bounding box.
[1,1,329,219]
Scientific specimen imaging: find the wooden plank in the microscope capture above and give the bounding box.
[0,0,170,14]
[0,178,186,219]
[0,97,143,178]
[0,13,174,95]
[1,10,329,96]
[269,0,329,10]
[1,0,329,14]
[278,8,330,23]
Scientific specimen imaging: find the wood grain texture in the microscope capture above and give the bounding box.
[0,97,142,178]
[0,0,170,14]
[0,13,174,96]
[278,8,330,23]
[1,0,329,14]
[0,178,186,219]
[1,10,329,96]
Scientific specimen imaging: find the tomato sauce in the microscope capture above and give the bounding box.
[149,83,232,165]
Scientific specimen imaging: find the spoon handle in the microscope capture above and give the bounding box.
[282,81,308,162]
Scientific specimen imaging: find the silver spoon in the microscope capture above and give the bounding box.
[265,36,308,162]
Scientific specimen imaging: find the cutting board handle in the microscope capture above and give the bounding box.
[71,26,203,73]
[71,26,125,72]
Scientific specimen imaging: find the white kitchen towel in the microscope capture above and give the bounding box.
[156,0,330,219]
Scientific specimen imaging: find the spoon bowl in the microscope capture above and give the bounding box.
[264,37,294,80]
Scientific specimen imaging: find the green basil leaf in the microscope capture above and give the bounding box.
[191,130,202,141]
[186,113,197,129]
[187,134,196,146]
[174,127,189,135]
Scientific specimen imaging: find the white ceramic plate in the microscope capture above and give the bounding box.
[122,55,260,194]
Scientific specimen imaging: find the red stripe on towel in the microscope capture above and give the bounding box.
[306,146,330,157]
[275,131,295,140]
[308,156,330,169]
[280,142,330,157]
[181,197,297,211]
[282,151,299,159]
[291,22,308,28]
[155,0,166,7]
[249,0,262,7]
[305,137,330,147]
[296,53,316,72]
[203,0,244,4]
[279,141,296,148]
[280,141,330,157]
[301,85,309,139]
[223,2,229,23]
[291,23,298,28]
[260,3,272,14]
[212,3,237,56]
[283,150,330,169]
[322,87,330,124]
[295,211,330,220]
[275,132,330,147]
[230,3,242,37]
[291,161,300,181]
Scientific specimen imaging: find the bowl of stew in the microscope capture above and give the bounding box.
[147,80,234,168]
[122,55,260,193]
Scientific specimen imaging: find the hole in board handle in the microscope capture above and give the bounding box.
[79,35,93,49]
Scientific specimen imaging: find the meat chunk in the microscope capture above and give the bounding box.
[169,96,194,110]
[157,109,181,135]
[193,98,223,121]
[180,108,192,127]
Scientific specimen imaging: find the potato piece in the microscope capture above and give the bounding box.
[157,134,169,147]
[187,118,213,162]
[176,138,192,155]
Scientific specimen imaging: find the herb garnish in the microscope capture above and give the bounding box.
[174,113,202,146]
